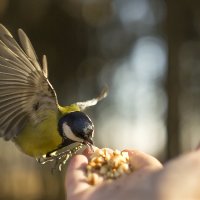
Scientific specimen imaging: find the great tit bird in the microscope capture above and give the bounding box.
[0,24,107,163]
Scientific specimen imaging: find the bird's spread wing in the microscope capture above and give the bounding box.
[0,24,58,140]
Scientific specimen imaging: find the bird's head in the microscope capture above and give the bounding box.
[58,111,94,146]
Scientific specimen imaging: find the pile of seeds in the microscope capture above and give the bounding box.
[86,148,133,185]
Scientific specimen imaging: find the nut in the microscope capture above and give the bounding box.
[86,148,133,185]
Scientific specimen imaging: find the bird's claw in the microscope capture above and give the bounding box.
[36,143,84,171]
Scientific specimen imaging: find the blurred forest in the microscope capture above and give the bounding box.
[0,0,200,199]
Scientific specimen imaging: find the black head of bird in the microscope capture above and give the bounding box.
[58,111,94,146]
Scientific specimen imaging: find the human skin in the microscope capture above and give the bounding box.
[66,149,200,200]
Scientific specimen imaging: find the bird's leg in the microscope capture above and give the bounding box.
[50,153,71,173]
[52,143,84,171]
[36,143,84,166]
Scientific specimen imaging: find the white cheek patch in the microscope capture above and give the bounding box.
[62,123,83,143]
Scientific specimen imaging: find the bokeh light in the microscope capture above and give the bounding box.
[96,36,167,155]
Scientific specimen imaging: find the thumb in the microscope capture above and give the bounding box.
[66,155,90,198]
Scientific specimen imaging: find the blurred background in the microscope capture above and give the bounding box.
[0,0,200,199]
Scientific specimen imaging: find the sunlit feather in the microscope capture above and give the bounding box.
[0,24,58,139]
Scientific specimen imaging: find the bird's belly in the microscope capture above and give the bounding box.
[14,115,62,157]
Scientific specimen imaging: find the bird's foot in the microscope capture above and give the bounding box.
[36,143,84,171]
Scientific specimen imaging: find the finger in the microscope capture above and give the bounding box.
[82,147,114,158]
[82,146,99,157]
[123,149,163,170]
[66,155,90,197]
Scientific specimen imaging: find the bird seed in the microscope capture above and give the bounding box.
[86,148,133,185]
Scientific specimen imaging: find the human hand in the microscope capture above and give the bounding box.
[153,149,200,200]
[65,148,163,200]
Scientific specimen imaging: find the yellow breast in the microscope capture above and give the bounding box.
[14,111,62,157]
[13,104,80,158]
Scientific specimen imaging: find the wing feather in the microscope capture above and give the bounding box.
[42,55,48,78]
[0,24,58,139]
[0,24,40,73]
[4,113,28,140]
[18,29,41,71]
[0,105,27,126]
[0,56,32,74]
[0,65,29,77]
[0,90,35,96]
[0,95,32,106]
[0,79,32,86]
[0,109,28,140]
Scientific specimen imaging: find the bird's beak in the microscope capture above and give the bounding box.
[88,137,94,145]
[83,137,93,145]
[83,137,94,152]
